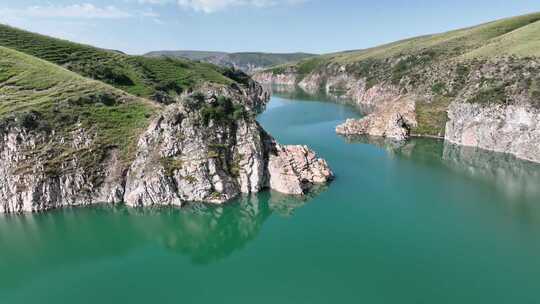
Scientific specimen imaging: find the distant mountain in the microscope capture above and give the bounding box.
[145,50,316,74]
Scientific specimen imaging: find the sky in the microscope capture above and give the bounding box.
[1,0,540,55]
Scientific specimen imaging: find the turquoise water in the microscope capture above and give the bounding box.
[2,93,540,303]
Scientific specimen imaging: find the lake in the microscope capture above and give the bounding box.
[1,91,540,303]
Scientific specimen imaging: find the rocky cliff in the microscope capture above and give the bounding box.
[254,11,540,162]
[0,91,333,213]
[0,47,333,214]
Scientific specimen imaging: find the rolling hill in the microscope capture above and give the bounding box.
[0,24,245,103]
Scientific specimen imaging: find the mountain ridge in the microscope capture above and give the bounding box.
[145,50,316,74]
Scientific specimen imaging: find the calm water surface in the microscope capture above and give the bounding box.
[2,92,540,303]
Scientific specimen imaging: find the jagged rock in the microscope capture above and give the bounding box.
[336,97,417,140]
[268,145,334,195]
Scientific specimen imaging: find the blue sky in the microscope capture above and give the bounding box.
[1,0,540,55]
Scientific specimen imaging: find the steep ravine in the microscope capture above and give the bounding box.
[0,83,333,214]
[254,56,540,163]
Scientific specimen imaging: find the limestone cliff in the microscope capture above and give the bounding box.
[445,102,540,163]
[0,74,332,214]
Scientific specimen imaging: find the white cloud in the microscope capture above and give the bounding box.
[135,0,174,4]
[176,0,306,13]
[0,3,153,20]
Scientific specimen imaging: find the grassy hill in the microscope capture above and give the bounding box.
[146,50,316,73]
[0,24,238,102]
[0,45,157,167]
[262,12,540,137]
[271,12,540,76]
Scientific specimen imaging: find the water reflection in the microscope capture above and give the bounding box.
[344,135,540,202]
[442,142,540,201]
[270,85,372,113]
[133,195,272,265]
[0,190,321,289]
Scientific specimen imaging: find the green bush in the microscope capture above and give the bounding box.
[468,85,507,104]
[201,96,246,125]
[431,82,446,95]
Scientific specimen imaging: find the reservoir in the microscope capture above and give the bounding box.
[1,91,540,303]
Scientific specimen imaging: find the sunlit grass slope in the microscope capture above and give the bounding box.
[0,24,236,100]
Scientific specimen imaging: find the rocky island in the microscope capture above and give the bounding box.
[255,12,540,163]
[0,25,333,213]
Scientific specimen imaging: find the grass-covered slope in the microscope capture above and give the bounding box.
[0,46,157,165]
[322,12,540,65]
[0,24,236,101]
[271,12,540,76]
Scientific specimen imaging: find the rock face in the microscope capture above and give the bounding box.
[253,70,297,87]
[254,68,402,113]
[445,102,540,163]
[0,85,333,214]
[0,127,126,213]
[336,97,417,140]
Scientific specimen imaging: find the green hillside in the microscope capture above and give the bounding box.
[271,12,540,76]
[0,46,157,168]
[332,12,540,63]
[264,12,540,137]
[0,24,237,102]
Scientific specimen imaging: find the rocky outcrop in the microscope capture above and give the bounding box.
[336,97,417,140]
[123,102,333,208]
[445,102,540,163]
[268,145,334,195]
[0,86,333,214]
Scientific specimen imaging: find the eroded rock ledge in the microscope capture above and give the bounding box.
[336,97,417,141]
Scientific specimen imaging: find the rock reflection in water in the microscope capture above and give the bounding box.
[344,135,540,202]
[138,195,272,265]
[442,142,540,201]
[270,85,373,114]
[0,189,320,289]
